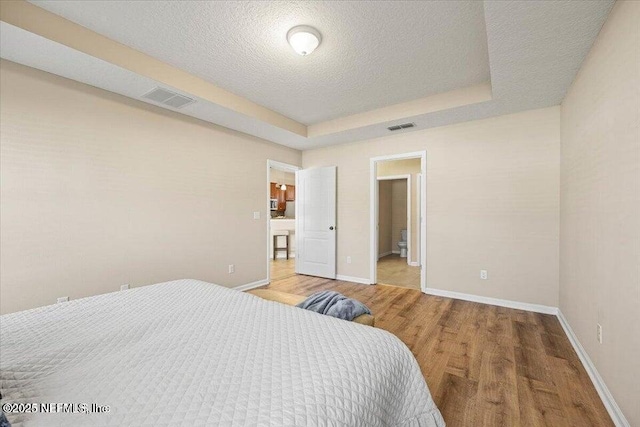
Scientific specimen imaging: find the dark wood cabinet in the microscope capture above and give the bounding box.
[285,185,296,201]
[270,182,279,199]
[277,188,286,211]
[271,182,287,211]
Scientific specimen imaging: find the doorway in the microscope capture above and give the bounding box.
[266,160,300,283]
[376,175,420,290]
[370,152,426,292]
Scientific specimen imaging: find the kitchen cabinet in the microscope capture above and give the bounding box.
[277,189,286,211]
[285,185,296,201]
[271,182,286,211]
[270,182,279,199]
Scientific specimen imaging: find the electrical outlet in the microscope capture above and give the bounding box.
[253,211,260,220]
[480,270,488,280]
[347,256,352,264]
[597,323,602,344]
[228,264,235,274]
[57,296,69,304]
[120,284,130,291]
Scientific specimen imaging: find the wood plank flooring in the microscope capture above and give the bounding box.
[259,275,614,427]
[270,258,296,281]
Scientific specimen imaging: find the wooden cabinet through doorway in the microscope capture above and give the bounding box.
[271,182,286,211]
[270,182,279,199]
[285,185,295,202]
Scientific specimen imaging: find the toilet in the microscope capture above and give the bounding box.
[397,229,408,258]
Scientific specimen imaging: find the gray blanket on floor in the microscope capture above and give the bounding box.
[296,290,371,321]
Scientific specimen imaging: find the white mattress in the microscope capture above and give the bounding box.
[0,279,444,426]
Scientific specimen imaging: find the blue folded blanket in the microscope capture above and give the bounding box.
[296,290,371,321]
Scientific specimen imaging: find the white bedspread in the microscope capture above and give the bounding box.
[0,279,444,426]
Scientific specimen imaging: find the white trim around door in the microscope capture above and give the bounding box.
[370,151,427,292]
[266,160,300,284]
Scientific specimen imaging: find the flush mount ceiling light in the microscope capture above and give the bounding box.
[287,25,322,56]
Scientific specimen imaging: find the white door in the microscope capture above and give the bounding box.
[295,166,337,279]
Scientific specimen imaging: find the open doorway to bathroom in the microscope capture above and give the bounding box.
[376,175,420,289]
[370,153,426,292]
[267,160,300,282]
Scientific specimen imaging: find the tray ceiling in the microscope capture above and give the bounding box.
[0,1,615,149]
[29,0,491,125]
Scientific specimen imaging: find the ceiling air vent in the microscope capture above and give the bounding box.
[387,122,415,131]
[141,87,195,109]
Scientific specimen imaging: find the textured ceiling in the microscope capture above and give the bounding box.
[0,22,308,148]
[29,0,491,125]
[2,1,615,150]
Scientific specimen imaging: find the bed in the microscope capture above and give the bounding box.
[0,279,444,426]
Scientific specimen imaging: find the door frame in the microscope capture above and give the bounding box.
[376,174,411,265]
[414,173,422,268]
[369,151,427,292]
[266,160,300,283]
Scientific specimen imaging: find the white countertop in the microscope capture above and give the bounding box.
[270,218,295,231]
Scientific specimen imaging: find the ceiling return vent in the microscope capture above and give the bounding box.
[387,122,416,131]
[141,87,195,109]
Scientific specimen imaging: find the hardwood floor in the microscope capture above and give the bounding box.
[377,253,421,290]
[261,275,614,427]
[270,258,295,281]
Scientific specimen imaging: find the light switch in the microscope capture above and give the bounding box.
[253,211,260,220]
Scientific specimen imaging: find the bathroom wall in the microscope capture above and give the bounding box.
[390,179,408,254]
[377,158,421,264]
[378,180,392,256]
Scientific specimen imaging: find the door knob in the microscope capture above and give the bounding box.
[329,226,334,230]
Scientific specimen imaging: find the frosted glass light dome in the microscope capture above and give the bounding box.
[287,25,322,56]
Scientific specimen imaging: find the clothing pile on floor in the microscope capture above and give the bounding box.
[296,290,371,321]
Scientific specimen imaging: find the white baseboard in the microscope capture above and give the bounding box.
[336,275,372,285]
[423,287,558,315]
[233,278,269,292]
[557,310,629,427]
[392,250,401,254]
[377,251,393,259]
[419,288,626,424]
[409,261,420,267]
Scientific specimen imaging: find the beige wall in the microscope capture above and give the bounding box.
[560,1,640,424]
[377,158,422,264]
[390,180,408,255]
[377,180,392,256]
[269,170,295,187]
[284,172,295,186]
[303,106,560,307]
[0,60,301,314]
[0,0,306,137]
